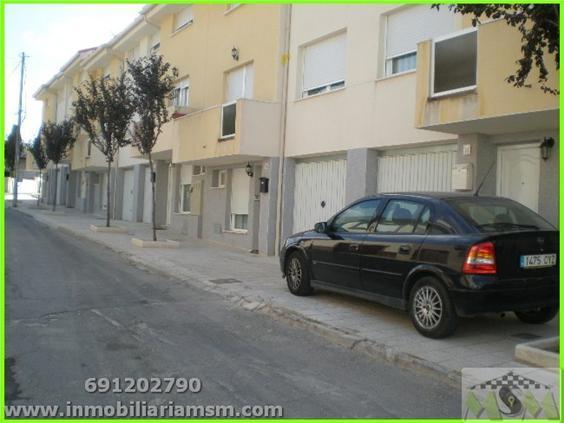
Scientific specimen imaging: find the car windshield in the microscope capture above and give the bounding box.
[446,197,555,233]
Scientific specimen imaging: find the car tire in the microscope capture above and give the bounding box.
[408,277,458,338]
[285,251,313,296]
[514,306,558,324]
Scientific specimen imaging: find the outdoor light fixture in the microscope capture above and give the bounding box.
[245,163,254,177]
[231,46,239,61]
[540,137,555,161]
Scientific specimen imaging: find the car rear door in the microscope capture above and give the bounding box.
[310,199,382,289]
[359,199,430,299]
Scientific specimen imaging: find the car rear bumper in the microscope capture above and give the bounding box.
[451,278,558,316]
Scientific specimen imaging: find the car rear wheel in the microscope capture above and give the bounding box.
[408,277,457,338]
[514,306,558,324]
[285,251,313,296]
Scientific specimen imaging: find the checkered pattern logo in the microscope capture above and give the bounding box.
[470,371,552,391]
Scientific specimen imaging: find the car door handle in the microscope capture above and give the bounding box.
[349,243,360,252]
[399,245,411,254]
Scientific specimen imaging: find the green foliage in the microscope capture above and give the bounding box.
[73,72,135,163]
[127,54,178,155]
[42,119,77,165]
[4,125,21,175]
[433,4,559,94]
[28,133,48,171]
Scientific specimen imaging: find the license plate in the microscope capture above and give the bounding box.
[520,254,557,269]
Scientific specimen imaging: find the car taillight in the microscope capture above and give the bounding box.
[463,241,497,275]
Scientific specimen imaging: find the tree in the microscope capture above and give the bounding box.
[433,4,559,94]
[27,133,48,207]
[127,55,178,241]
[73,73,135,227]
[42,119,77,211]
[4,125,21,176]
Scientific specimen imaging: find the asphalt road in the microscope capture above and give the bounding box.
[5,208,460,418]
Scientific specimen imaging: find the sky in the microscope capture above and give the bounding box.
[4,3,144,142]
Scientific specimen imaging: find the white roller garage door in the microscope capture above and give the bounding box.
[122,169,134,221]
[377,144,456,193]
[293,157,346,233]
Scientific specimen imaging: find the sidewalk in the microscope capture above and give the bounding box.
[11,200,558,385]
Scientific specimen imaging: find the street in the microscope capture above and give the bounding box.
[5,208,460,418]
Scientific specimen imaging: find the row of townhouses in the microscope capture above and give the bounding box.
[33,4,559,256]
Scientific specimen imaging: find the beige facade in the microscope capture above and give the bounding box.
[34,4,559,254]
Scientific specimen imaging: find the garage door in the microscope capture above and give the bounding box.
[143,167,152,223]
[377,144,456,193]
[293,157,346,233]
[122,169,134,221]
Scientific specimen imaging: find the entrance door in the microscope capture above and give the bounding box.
[497,143,540,212]
[122,169,134,221]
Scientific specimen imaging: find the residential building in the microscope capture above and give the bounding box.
[280,4,558,244]
[34,4,559,256]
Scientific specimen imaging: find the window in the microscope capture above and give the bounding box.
[385,5,456,76]
[413,206,431,235]
[87,141,92,157]
[433,30,477,95]
[211,169,227,188]
[230,168,249,231]
[221,64,253,138]
[302,32,346,97]
[192,165,205,176]
[179,164,193,213]
[181,184,192,213]
[446,197,554,233]
[174,6,193,32]
[386,51,417,75]
[173,78,189,108]
[375,200,426,234]
[330,200,381,233]
[150,32,160,54]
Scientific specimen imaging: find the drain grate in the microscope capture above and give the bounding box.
[208,278,242,285]
[511,333,542,341]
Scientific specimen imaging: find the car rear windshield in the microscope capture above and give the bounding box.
[445,197,555,233]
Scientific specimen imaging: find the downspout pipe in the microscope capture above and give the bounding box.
[274,4,292,256]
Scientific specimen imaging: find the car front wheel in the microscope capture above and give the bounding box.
[285,251,313,296]
[408,277,458,338]
[514,306,558,324]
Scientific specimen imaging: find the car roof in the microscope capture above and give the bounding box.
[364,192,501,201]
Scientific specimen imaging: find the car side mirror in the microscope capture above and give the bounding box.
[314,222,327,233]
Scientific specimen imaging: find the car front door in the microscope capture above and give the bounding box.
[360,199,430,299]
[310,199,382,289]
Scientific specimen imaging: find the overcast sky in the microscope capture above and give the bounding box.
[4,3,143,141]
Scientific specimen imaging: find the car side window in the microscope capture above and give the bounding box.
[413,207,431,235]
[375,200,425,234]
[330,200,381,233]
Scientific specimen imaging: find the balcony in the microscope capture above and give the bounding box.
[415,20,558,135]
[172,98,281,165]
[70,134,107,171]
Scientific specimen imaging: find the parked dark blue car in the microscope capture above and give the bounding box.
[280,193,558,338]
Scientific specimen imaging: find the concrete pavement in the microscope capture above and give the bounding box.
[11,200,559,385]
[6,207,459,418]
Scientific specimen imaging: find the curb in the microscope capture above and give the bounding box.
[14,206,461,388]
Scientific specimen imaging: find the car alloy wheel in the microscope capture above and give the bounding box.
[413,285,443,330]
[287,256,303,291]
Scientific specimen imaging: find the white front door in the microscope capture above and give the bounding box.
[122,169,134,221]
[293,157,347,233]
[143,167,152,223]
[497,143,540,212]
